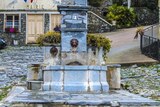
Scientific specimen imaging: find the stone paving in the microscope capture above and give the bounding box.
[2,86,160,107]
[0,46,43,88]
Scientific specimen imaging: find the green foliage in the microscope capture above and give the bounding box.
[0,86,12,101]
[88,0,105,7]
[106,5,136,28]
[87,34,111,54]
[36,32,111,55]
[36,31,61,46]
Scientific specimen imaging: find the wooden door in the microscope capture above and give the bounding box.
[51,14,61,31]
[27,14,44,43]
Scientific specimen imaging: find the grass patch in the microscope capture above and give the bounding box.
[0,86,12,101]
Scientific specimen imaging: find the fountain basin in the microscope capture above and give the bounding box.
[42,65,109,93]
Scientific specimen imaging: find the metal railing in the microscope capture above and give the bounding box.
[140,24,160,61]
[88,11,115,33]
[143,24,159,38]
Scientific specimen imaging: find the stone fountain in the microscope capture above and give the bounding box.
[41,0,109,93]
[2,0,159,106]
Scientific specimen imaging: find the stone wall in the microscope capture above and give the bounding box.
[20,14,27,45]
[44,14,50,33]
[0,14,4,34]
[88,11,114,33]
[134,7,159,25]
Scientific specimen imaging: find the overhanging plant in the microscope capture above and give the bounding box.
[36,31,111,61]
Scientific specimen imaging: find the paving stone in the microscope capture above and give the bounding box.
[0,46,43,88]
[2,86,160,106]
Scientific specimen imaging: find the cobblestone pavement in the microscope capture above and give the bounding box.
[0,46,43,88]
[121,64,160,101]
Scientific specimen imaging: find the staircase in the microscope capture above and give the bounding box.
[141,24,160,61]
[88,11,115,33]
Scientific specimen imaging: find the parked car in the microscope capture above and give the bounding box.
[0,38,7,49]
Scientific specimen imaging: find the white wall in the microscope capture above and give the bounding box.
[0,0,61,10]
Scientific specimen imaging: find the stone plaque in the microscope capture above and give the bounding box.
[61,32,87,52]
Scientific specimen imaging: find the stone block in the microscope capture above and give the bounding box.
[100,70,109,92]
[42,82,51,91]
[64,82,88,92]
[27,81,42,90]
[88,70,101,92]
[50,82,63,91]
[49,65,64,70]
[75,0,87,5]
[64,66,88,70]
[61,32,87,52]
[64,68,88,92]
[61,0,87,6]
[50,71,63,91]
[27,64,42,81]
[42,66,109,92]
[43,71,52,82]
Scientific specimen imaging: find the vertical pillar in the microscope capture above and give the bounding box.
[44,14,50,33]
[107,65,121,89]
[0,14,4,34]
[21,14,26,45]
[127,0,131,9]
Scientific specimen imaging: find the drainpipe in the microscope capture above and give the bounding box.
[127,0,131,9]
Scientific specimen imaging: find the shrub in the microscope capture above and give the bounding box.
[36,32,111,54]
[87,34,111,53]
[106,5,136,28]
[36,31,61,45]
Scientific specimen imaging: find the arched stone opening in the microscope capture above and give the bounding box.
[67,61,82,65]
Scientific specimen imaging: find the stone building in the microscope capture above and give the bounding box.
[0,0,62,45]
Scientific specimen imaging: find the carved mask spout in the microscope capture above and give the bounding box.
[70,38,79,48]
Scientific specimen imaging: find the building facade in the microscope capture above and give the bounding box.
[0,0,62,45]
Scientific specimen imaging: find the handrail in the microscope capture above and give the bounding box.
[143,23,159,38]
[143,35,158,39]
[143,23,159,32]
[88,11,113,26]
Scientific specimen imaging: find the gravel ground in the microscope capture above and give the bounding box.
[121,64,160,101]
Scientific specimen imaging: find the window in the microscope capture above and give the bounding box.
[5,15,19,33]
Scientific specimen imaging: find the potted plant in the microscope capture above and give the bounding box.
[134,26,144,39]
[5,28,18,33]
